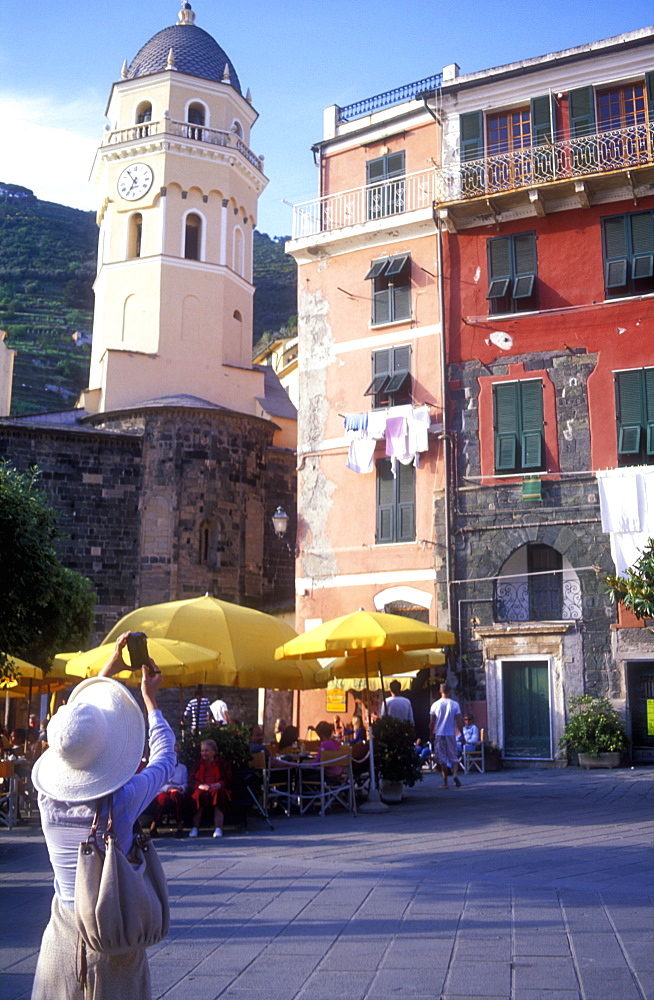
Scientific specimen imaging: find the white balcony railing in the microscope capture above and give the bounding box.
[292,122,654,240]
[292,167,438,239]
[102,118,264,171]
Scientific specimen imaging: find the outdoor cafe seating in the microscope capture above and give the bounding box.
[262,743,358,818]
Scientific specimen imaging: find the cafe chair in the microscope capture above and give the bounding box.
[0,761,18,830]
[246,752,274,830]
[460,728,485,774]
[264,753,297,817]
[297,748,357,817]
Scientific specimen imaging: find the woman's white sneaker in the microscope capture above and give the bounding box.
[188,827,198,838]
[212,827,223,838]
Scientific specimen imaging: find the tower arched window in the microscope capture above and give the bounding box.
[128,213,143,259]
[233,226,245,276]
[184,213,202,260]
[232,119,243,139]
[187,102,206,140]
[136,102,152,123]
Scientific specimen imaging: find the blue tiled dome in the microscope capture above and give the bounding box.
[127,15,241,93]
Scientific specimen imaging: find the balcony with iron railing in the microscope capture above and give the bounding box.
[102,118,265,172]
[291,121,654,240]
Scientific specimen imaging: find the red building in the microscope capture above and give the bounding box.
[288,28,654,759]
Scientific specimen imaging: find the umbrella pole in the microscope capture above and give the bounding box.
[358,650,389,814]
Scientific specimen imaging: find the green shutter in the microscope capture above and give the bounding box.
[397,464,416,542]
[646,72,654,121]
[645,368,654,455]
[460,111,483,161]
[366,157,386,185]
[376,459,395,543]
[616,369,644,455]
[494,382,519,471]
[630,211,654,279]
[385,152,405,179]
[569,87,596,137]
[520,380,544,469]
[530,96,552,145]
[604,215,628,288]
[513,233,537,298]
[487,237,511,298]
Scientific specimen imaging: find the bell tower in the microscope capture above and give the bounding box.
[84,3,268,414]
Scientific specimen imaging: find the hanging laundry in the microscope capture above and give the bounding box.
[344,413,368,433]
[346,436,377,474]
[597,466,654,574]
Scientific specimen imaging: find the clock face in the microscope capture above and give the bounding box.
[117,163,154,201]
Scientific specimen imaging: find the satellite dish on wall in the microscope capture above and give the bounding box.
[488,331,513,351]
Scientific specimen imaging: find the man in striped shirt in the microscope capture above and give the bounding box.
[183,689,215,731]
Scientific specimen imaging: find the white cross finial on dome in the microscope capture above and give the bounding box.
[177,2,196,25]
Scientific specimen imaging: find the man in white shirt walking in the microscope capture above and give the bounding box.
[380,679,414,722]
[429,683,464,789]
[209,697,232,726]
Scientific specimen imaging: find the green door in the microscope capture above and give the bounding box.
[627,661,654,761]
[503,660,551,757]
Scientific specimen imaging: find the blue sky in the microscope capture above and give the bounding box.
[1,1,652,237]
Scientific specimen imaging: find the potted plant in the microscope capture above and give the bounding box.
[559,695,628,769]
[484,742,502,771]
[371,716,422,803]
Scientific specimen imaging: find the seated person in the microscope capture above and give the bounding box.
[248,724,270,760]
[414,738,433,766]
[150,741,188,838]
[457,715,480,754]
[347,714,366,743]
[312,721,343,778]
[188,739,231,839]
[277,725,299,753]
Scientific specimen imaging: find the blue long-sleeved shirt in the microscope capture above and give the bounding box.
[37,709,175,909]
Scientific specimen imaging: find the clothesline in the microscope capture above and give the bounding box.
[344,404,432,475]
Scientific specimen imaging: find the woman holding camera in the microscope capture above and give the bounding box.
[31,632,175,1000]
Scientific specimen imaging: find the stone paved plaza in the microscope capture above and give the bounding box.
[2,766,653,1000]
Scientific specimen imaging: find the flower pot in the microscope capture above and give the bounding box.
[577,752,621,770]
[379,779,403,803]
[484,751,502,772]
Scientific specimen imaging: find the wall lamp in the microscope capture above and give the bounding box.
[272,506,296,555]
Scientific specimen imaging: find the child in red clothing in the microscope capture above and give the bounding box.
[188,739,231,839]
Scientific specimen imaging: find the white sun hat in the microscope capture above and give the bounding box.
[32,676,146,802]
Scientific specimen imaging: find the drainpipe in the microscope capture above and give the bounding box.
[436,213,453,631]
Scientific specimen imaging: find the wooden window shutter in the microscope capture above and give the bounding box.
[397,464,416,542]
[520,380,544,469]
[569,86,596,137]
[460,111,483,161]
[393,345,411,375]
[630,211,654,279]
[530,95,552,145]
[494,382,519,471]
[646,72,654,121]
[615,369,644,455]
[385,152,405,178]
[487,237,511,298]
[376,459,395,543]
[513,233,537,298]
[366,157,386,185]
[603,215,628,287]
[645,368,654,456]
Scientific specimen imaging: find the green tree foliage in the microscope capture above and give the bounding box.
[606,538,654,620]
[0,462,96,679]
[252,231,297,342]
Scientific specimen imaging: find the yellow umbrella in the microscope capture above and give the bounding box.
[275,612,455,812]
[0,659,44,688]
[61,637,235,687]
[327,673,418,692]
[275,610,455,660]
[103,595,323,689]
[316,647,446,686]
